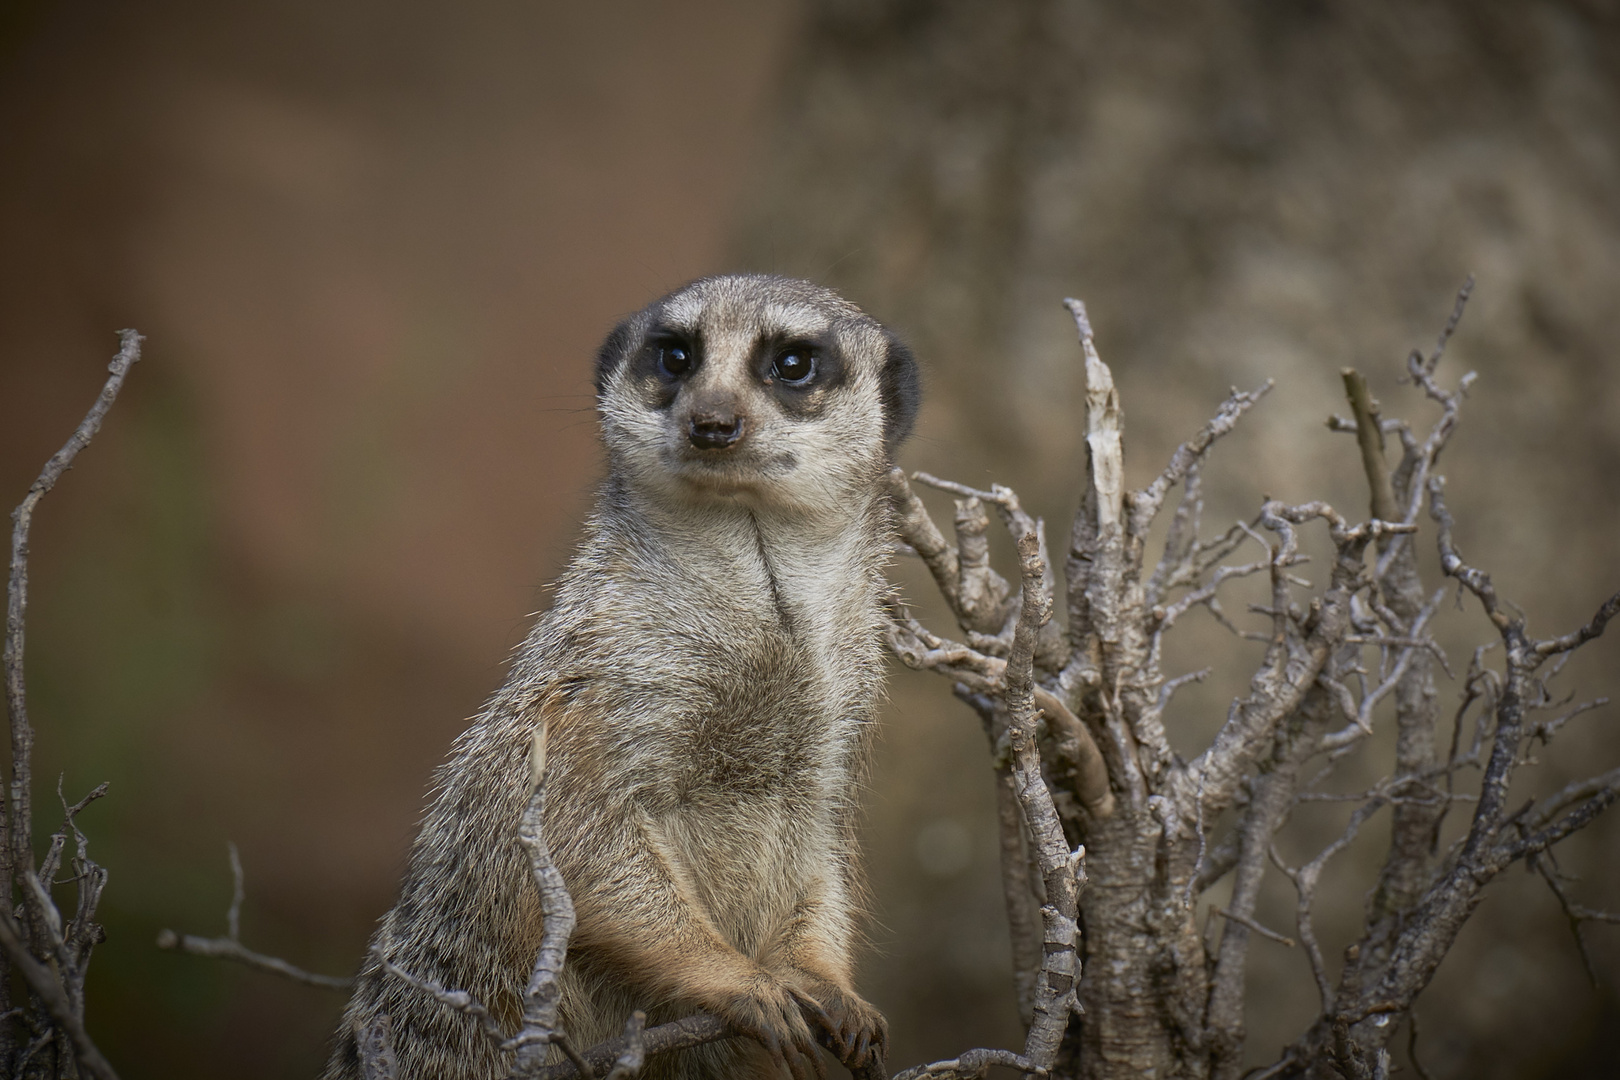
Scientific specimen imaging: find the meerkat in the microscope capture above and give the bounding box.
[324,275,920,1080]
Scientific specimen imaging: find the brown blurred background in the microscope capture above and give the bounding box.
[2,1,1618,1077]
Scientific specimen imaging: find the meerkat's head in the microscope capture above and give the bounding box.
[593,275,920,514]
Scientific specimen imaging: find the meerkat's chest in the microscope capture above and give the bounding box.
[653,618,873,807]
[580,511,886,808]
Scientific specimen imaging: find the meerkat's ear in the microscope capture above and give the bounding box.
[594,317,640,397]
[880,333,921,455]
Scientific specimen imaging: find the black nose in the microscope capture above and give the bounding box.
[689,412,745,449]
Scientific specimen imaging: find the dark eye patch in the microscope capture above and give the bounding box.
[753,331,846,420]
[626,323,703,408]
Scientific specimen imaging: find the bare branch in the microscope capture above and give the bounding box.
[1428,482,1509,629]
[1341,369,1398,525]
[1130,381,1273,541]
[156,844,353,991]
[1212,908,1295,948]
[1423,276,1474,376]
[1003,523,1084,1068]
[895,471,1015,635]
[891,1048,1049,1080]
[603,1011,648,1080]
[885,468,959,603]
[0,331,141,1078]
[1037,688,1115,820]
[535,1014,731,1080]
[1273,799,1387,1014]
[1501,780,1620,864]
[1519,766,1620,835]
[509,724,594,1078]
[0,909,119,1080]
[1529,697,1609,744]
[359,1015,399,1080]
[375,949,504,1042]
[890,599,1113,820]
[1190,500,1408,814]
[1531,853,1613,987]
[7,330,142,969]
[157,928,353,991]
[957,690,1042,1027]
[1194,829,1242,893]
[1534,590,1620,658]
[226,841,245,942]
[1153,558,1270,636]
[1064,299,1123,533]
[1145,460,1206,608]
[899,477,1084,1068]
[1206,686,1337,1077]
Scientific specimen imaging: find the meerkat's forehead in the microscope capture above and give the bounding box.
[655,275,876,345]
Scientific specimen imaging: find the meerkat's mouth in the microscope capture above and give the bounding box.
[665,446,800,496]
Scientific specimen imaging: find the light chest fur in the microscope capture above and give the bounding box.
[538,485,889,957]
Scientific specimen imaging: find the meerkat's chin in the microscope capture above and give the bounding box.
[671,467,781,503]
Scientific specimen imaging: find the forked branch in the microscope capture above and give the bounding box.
[157,843,354,991]
[2,330,140,1080]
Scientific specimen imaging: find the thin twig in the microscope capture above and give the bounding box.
[958,690,1040,1027]
[359,1015,399,1080]
[1003,522,1083,1068]
[891,1047,1049,1080]
[1341,369,1398,525]
[535,1014,731,1080]
[1213,907,1295,948]
[604,1011,648,1080]
[375,949,504,1040]
[7,331,142,969]
[157,928,353,990]
[0,910,120,1080]
[510,722,594,1078]
[1,330,140,1079]
[156,844,353,990]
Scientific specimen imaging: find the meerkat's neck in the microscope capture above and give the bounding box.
[593,475,891,638]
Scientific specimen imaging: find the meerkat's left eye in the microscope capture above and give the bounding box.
[658,346,692,379]
[772,351,816,385]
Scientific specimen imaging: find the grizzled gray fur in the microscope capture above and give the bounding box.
[324,275,920,1080]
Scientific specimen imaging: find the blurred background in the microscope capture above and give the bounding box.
[1,0,1618,1076]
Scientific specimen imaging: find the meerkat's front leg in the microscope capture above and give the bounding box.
[566,809,829,1080]
[760,878,889,1074]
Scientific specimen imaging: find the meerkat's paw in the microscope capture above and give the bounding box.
[784,975,889,1074]
[712,974,828,1080]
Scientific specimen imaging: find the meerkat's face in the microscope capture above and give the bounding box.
[594,275,919,514]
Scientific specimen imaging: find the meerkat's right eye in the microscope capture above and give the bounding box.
[657,345,692,378]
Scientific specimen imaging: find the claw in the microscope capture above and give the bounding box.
[799,996,834,1032]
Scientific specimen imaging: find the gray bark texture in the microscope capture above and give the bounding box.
[882,291,1620,1079]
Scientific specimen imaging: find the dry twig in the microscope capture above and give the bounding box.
[156,843,353,991]
[1,331,140,1080]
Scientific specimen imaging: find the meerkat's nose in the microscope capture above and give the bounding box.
[689,410,746,450]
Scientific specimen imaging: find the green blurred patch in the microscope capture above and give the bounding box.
[252,599,343,683]
[19,362,241,1064]
[30,364,221,834]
